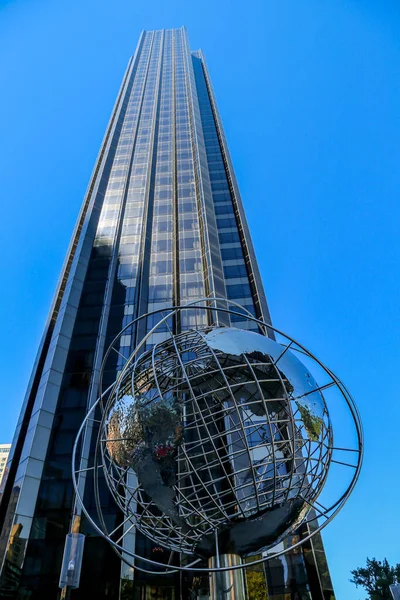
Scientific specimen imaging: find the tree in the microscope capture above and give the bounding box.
[246,570,268,600]
[350,557,400,600]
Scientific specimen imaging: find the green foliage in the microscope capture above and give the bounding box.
[350,557,400,600]
[120,578,134,600]
[295,401,323,441]
[246,570,268,600]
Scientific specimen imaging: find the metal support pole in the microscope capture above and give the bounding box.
[208,554,246,600]
[60,586,71,600]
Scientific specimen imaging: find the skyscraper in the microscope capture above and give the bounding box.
[0,27,335,599]
[0,445,11,486]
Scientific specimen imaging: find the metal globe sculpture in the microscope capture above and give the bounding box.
[72,300,363,575]
[105,326,330,557]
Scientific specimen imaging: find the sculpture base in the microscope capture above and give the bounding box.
[208,554,246,600]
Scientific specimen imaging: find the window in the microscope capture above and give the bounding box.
[215,203,232,215]
[219,231,240,245]
[223,264,248,279]
[151,260,172,275]
[217,216,237,229]
[181,258,202,273]
[221,247,243,260]
[149,283,172,301]
[226,283,252,299]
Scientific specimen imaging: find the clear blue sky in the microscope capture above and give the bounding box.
[1,0,399,598]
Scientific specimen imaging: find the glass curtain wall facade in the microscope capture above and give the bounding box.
[0,27,335,600]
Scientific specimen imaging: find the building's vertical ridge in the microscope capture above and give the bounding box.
[74,29,158,521]
[134,30,166,343]
[171,30,181,331]
[182,28,228,326]
[194,49,272,327]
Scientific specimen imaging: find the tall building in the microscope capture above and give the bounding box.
[0,27,335,600]
[0,445,11,486]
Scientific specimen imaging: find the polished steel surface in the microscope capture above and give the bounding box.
[209,554,245,600]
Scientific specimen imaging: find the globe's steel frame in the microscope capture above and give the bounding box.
[101,322,332,556]
[71,297,363,575]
